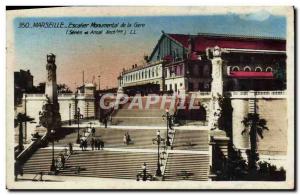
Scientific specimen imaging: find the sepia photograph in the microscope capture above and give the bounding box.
[6,6,295,190]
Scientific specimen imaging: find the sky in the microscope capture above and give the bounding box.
[13,11,286,91]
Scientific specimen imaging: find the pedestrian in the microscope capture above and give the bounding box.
[68,143,73,154]
[94,139,98,150]
[83,140,88,151]
[80,139,84,151]
[104,117,108,128]
[126,132,131,144]
[97,139,101,150]
[123,133,127,145]
[100,140,104,150]
[91,127,96,137]
[90,138,95,150]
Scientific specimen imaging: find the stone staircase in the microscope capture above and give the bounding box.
[59,151,158,179]
[163,153,209,181]
[111,96,168,126]
[90,128,167,149]
[22,149,61,175]
[172,130,209,151]
[248,99,256,114]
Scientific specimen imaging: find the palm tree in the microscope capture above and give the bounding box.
[15,113,34,152]
[241,113,268,170]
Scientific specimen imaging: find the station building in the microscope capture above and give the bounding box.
[118,32,287,167]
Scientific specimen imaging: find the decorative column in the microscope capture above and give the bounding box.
[39,54,61,134]
[209,46,224,131]
[208,46,229,162]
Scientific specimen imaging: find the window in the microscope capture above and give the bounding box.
[156,67,159,76]
[142,72,144,79]
[266,67,273,72]
[244,66,251,72]
[169,84,172,91]
[255,67,262,72]
[232,66,239,71]
[152,68,155,77]
[175,83,177,92]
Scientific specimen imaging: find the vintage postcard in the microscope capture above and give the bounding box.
[6,6,295,190]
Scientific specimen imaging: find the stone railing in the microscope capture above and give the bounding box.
[58,93,74,98]
[188,91,212,98]
[226,90,287,99]
[23,94,45,98]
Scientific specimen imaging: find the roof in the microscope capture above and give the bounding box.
[166,33,286,52]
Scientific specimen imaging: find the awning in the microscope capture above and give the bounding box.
[228,71,274,79]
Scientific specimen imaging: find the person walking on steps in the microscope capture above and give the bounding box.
[80,139,84,151]
[90,138,95,151]
[100,140,104,150]
[91,127,96,137]
[123,133,127,145]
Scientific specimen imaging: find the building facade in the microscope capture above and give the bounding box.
[118,32,286,94]
[117,32,287,167]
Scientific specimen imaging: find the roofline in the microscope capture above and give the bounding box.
[165,32,286,41]
[121,60,164,75]
[224,48,286,54]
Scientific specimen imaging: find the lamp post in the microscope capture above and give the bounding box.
[76,108,81,144]
[163,109,171,146]
[142,162,147,181]
[136,162,153,181]
[50,129,56,172]
[152,130,164,177]
[69,103,72,125]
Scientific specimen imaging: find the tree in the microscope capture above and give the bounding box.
[241,113,268,170]
[15,113,34,152]
[57,84,72,94]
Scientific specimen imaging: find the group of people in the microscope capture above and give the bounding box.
[90,137,104,150]
[123,132,132,145]
[79,138,88,151]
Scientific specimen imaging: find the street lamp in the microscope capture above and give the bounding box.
[69,103,72,125]
[163,109,171,146]
[152,130,164,177]
[76,108,81,144]
[50,129,56,172]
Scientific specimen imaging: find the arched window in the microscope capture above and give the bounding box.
[255,67,262,72]
[266,67,273,72]
[231,66,239,71]
[244,66,251,72]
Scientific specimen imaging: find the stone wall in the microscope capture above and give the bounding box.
[256,99,287,155]
[21,93,95,142]
[231,98,287,168]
